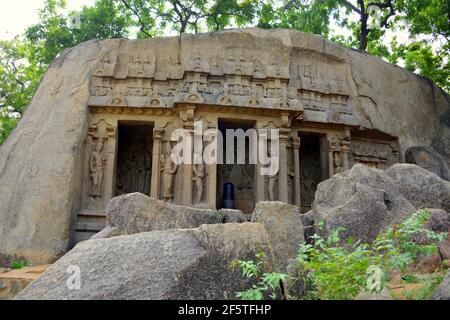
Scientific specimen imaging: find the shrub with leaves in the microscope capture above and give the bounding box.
[10,260,26,270]
[233,209,447,300]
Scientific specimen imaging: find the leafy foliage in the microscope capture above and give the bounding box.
[234,209,447,300]
[10,260,26,270]
[0,0,448,144]
[0,0,130,144]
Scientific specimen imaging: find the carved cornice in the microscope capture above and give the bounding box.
[88,41,362,126]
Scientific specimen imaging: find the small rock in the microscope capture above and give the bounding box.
[432,270,450,300]
[354,287,391,300]
[438,242,450,260]
[217,209,248,223]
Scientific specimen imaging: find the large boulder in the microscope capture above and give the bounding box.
[432,270,450,300]
[385,164,450,212]
[313,164,416,242]
[93,193,233,239]
[15,223,274,300]
[405,146,450,181]
[0,28,449,264]
[433,116,450,159]
[251,201,304,270]
[313,164,450,242]
[0,39,119,264]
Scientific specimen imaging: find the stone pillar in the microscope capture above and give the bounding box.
[292,136,301,208]
[182,128,194,206]
[150,128,164,199]
[342,141,351,171]
[103,125,117,204]
[327,136,336,177]
[205,125,217,209]
[278,128,290,203]
[255,126,266,202]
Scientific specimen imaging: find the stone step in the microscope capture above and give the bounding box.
[74,211,106,244]
[73,231,98,243]
[75,221,105,232]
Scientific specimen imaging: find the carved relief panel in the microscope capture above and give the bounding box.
[115,127,153,196]
[84,119,116,211]
[349,139,400,169]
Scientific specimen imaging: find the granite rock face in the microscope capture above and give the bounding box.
[313,164,450,242]
[0,28,449,264]
[15,223,273,300]
[0,39,119,264]
[405,146,450,181]
[385,164,450,212]
[251,201,304,270]
[92,193,228,239]
[432,270,450,300]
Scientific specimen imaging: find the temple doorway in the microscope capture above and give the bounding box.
[299,132,328,213]
[115,122,154,196]
[216,119,256,213]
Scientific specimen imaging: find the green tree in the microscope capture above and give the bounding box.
[0,0,131,144]
[256,0,338,37]
[389,0,449,91]
[116,0,259,37]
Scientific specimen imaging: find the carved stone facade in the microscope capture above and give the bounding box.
[349,138,400,169]
[76,34,401,240]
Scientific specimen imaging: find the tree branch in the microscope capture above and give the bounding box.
[118,0,152,37]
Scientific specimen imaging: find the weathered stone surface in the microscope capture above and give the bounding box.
[0,28,449,264]
[385,164,450,212]
[432,270,450,300]
[405,146,450,181]
[16,223,273,300]
[438,242,450,260]
[92,193,222,239]
[301,211,315,242]
[354,288,391,300]
[427,209,450,233]
[0,265,49,300]
[251,201,304,270]
[0,39,119,264]
[433,116,450,159]
[217,209,248,223]
[313,164,416,242]
[313,164,450,243]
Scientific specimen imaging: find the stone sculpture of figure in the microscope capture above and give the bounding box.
[161,146,178,203]
[89,138,106,199]
[268,173,278,201]
[333,151,343,174]
[193,163,206,204]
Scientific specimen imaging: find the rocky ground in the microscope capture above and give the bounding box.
[3,163,450,300]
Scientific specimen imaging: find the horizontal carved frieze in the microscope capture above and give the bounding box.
[89,45,359,126]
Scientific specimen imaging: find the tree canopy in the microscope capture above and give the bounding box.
[0,0,448,143]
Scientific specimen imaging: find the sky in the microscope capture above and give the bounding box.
[0,0,95,40]
[0,0,412,51]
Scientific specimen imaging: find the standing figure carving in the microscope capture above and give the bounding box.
[333,151,343,174]
[268,173,278,201]
[193,162,206,204]
[161,143,178,203]
[89,138,106,200]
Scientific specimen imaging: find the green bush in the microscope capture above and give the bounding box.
[233,209,447,300]
[10,260,26,270]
